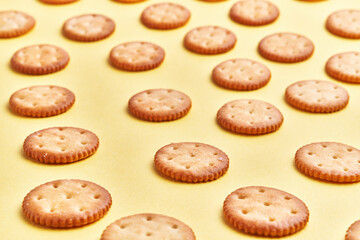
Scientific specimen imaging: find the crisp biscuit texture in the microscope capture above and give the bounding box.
[11,44,70,75]
[258,32,314,63]
[223,186,309,237]
[0,11,35,38]
[230,0,279,26]
[346,220,360,240]
[110,41,165,71]
[101,213,196,240]
[141,3,191,30]
[40,0,78,4]
[326,10,360,39]
[23,127,99,164]
[63,14,115,42]
[154,142,229,183]
[22,179,111,228]
[325,52,360,83]
[9,85,75,117]
[217,99,283,135]
[128,89,191,122]
[212,58,271,90]
[295,142,360,183]
[285,80,349,113]
[184,26,237,54]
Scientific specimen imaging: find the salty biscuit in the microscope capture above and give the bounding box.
[141,3,191,30]
[325,52,360,83]
[101,213,196,240]
[63,14,115,42]
[128,89,191,122]
[285,80,349,113]
[11,44,70,75]
[154,142,229,183]
[295,142,360,183]
[212,58,271,90]
[346,220,360,240]
[223,186,309,237]
[184,26,237,54]
[217,99,283,135]
[22,179,111,228]
[258,32,314,63]
[326,10,360,39]
[9,85,75,117]
[230,0,279,26]
[0,11,35,38]
[23,127,99,164]
[110,41,165,71]
[39,0,78,4]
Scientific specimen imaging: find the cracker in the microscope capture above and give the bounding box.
[325,51,360,83]
[109,41,165,71]
[295,142,360,183]
[23,127,99,164]
[11,44,70,75]
[184,26,237,54]
[223,186,309,237]
[154,142,229,183]
[62,14,115,42]
[0,11,35,38]
[212,58,271,90]
[22,179,111,228]
[326,9,360,39]
[141,3,191,30]
[9,85,75,117]
[230,0,279,26]
[101,213,196,240]
[346,220,360,240]
[217,99,283,135]
[258,32,314,63]
[285,80,349,113]
[128,89,191,122]
[39,0,78,4]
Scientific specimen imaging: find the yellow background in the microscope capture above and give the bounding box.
[1,0,360,239]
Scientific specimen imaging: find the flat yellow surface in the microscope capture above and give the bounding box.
[1,0,360,239]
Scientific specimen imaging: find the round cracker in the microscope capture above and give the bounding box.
[285,80,349,113]
[212,58,271,90]
[0,10,35,38]
[23,127,99,164]
[326,9,360,39]
[346,220,360,240]
[11,44,70,75]
[9,85,75,117]
[217,99,283,135]
[109,41,165,71]
[128,89,191,122]
[62,14,115,42]
[141,3,191,30]
[230,0,279,26]
[22,179,111,228]
[154,142,229,183]
[223,186,309,237]
[184,25,237,54]
[258,32,314,63]
[325,51,360,83]
[101,213,196,240]
[295,142,360,183]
